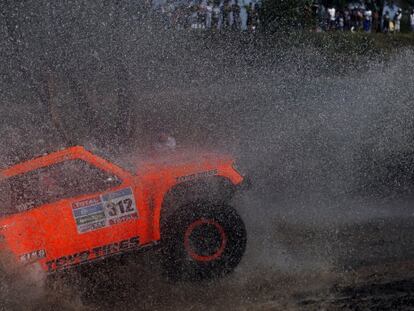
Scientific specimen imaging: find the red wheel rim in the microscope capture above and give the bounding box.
[184,219,227,262]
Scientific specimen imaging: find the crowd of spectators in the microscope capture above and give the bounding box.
[153,0,414,33]
[313,1,412,33]
[153,0,261,31]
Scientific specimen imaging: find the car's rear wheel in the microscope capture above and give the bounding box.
[161,201,247,281]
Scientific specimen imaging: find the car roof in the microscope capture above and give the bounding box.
[0,146,89,179]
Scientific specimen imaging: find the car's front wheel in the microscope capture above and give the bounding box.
[161,201,247,281]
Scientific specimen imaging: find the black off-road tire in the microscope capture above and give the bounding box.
[160,201,247,281]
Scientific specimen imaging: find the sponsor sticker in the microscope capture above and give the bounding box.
[46,236,140,272]
[20,249,46,263]
[72,196,106,233]
[72,188,138,234]
[102,188,138,226]
[176,169,218,183]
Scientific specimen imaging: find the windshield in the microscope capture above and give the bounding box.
[0,159,121,217]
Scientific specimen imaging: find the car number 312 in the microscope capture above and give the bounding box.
[105,198,134,217]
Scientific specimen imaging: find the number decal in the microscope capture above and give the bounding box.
[106,198,134,216]
[102,188,138,226]
[106,202,118,216]
[117,200,125,214]
[72,188,139,234]
[124,198,133,212]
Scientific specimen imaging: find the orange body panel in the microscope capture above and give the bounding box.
[0,146,244,273]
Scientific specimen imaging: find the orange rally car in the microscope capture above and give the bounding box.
[0,146,248,280]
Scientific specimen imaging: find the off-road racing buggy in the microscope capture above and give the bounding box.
[0,146,248,281]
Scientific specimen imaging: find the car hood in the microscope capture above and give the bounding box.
[124,148,235,176]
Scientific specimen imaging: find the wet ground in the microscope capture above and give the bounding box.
[13,193,412,311]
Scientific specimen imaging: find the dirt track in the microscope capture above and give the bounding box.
[3,194,412,311]
[34,251,414,311]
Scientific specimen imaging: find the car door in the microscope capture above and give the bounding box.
[29,159,142,272]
